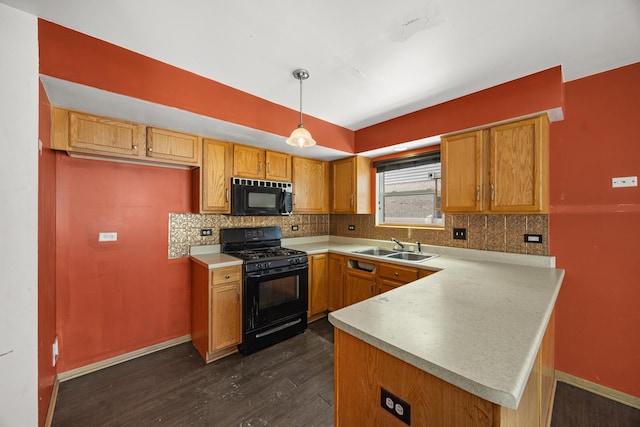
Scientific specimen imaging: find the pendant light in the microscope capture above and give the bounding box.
[286,68,316,148]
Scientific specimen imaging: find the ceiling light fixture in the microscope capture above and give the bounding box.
[286,68,316,148]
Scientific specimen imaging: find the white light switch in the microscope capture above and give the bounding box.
[99,232,118,242]
[612,176,637,188]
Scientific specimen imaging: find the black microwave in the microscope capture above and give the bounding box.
[231,177,293,216]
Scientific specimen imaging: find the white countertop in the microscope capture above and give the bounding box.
[190,252,243,269]
[190,236,563,408]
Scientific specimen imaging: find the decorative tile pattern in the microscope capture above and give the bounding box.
[169,212,549,259]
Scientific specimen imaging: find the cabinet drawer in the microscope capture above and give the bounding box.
[378,263,418,283]
[211,266,241,285]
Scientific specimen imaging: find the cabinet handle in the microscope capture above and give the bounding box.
[293,193,296,205]
[132,144,138,150]
[350,194,354,206]
[267,162,271,173]
[259,162,263,172]
[476,185,480,201]
[394,272,399,277]
[225,188,229,202]
[225,274,231,279]
[147,146,153,153]
[491,184,495,201]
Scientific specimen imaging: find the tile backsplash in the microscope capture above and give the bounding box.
[169,213,329,258]
[170,213,547,259]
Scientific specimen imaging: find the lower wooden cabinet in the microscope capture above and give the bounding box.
[344,266,376,306]
[309,253,329,320]
[191,262,242,363]
[378,263,419,294]
[328,254,345,311]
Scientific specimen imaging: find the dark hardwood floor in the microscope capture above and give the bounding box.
[53,318,639,426]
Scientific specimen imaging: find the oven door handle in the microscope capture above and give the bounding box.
[245,265,308,279]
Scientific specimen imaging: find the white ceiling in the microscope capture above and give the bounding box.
[4,0,640,158]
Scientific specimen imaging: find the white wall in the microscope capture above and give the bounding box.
[0,4,39,426]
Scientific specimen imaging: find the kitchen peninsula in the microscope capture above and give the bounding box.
[287,238,564,427]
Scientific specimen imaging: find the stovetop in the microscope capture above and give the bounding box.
[228,246,306,261]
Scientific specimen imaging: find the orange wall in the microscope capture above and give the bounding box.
[38,81,57,425]
[355,66,564,151]
[55,157,192,371]
[549,62,640,397]
[38,20,354,153]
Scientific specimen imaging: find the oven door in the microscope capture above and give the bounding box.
[244,265,308,332]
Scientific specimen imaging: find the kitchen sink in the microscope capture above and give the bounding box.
[353,248,397,256]
[386,252,436,262]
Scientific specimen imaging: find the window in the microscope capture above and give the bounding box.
[374,152,444,227]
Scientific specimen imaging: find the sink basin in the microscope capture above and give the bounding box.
[353,248,397,256]
[386,252,436,262]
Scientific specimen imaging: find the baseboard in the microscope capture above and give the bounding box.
[44,377,60,427]
[555,370,640,410]
[58,334,191,382]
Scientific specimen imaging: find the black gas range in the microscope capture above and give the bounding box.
[221,227,308,354]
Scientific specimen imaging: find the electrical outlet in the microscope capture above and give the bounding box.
[98,232,117,242]
[348,225,356,231]
[200,228,213,237]
[52,337,59,367]
[453,228,467,240]
[612,176,637,188]
[524,234,543,244]
[380,387,411,425]
[291,225,299,231]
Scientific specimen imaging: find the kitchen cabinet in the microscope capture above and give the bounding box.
[192,138,233,213]
[292,156,330,213]
[191,262,242,363]
[145,127,201,166]
[377,262,419,294]
[233,144,292,181]
[441,115,549,213]
[331,156,371,214]
[328,254,345,311]
[53,107,146,159]
[308,253,329,320]
[52,108,201,167]
[344,260,376,306]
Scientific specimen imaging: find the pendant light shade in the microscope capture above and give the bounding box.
[286,69,316,148]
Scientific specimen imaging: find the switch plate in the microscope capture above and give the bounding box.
[525,234,543,244]
[200,228,213,236]
[612,176,637,188]
[380,387,411,425]
[98,232,118,242]
[52,336,58,367]
[291,225,299,231]
[453,228,467,240]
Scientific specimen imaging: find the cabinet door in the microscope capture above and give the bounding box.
[378,278,403,294]
[200,139,232,213]
[331,157,355,213]
[60,109,146,158]
[378,263,418,283]
[328,254,345,311]
[441,130,484,212]
[265,151,292,181]
[146,127,201,166]
[344,269,376,306]
[210,282,241,352]
[490,116,548,213]
[233,144,265,179]
[309,253,329,316]
[293,157,329,213]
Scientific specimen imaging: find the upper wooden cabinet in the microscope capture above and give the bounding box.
[292,156,330,213]
[146,127,200,166]
[193,139,233,214]
[233,144,292,181]
[331,156,371,214]
[53,108,146,158]
[441,115,549,214]
[52,108,201,167]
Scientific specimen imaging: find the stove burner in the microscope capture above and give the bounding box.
[229,246,306,261]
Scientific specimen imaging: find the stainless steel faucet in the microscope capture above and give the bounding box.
[415,241,422,253]
[391,237,405,250]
